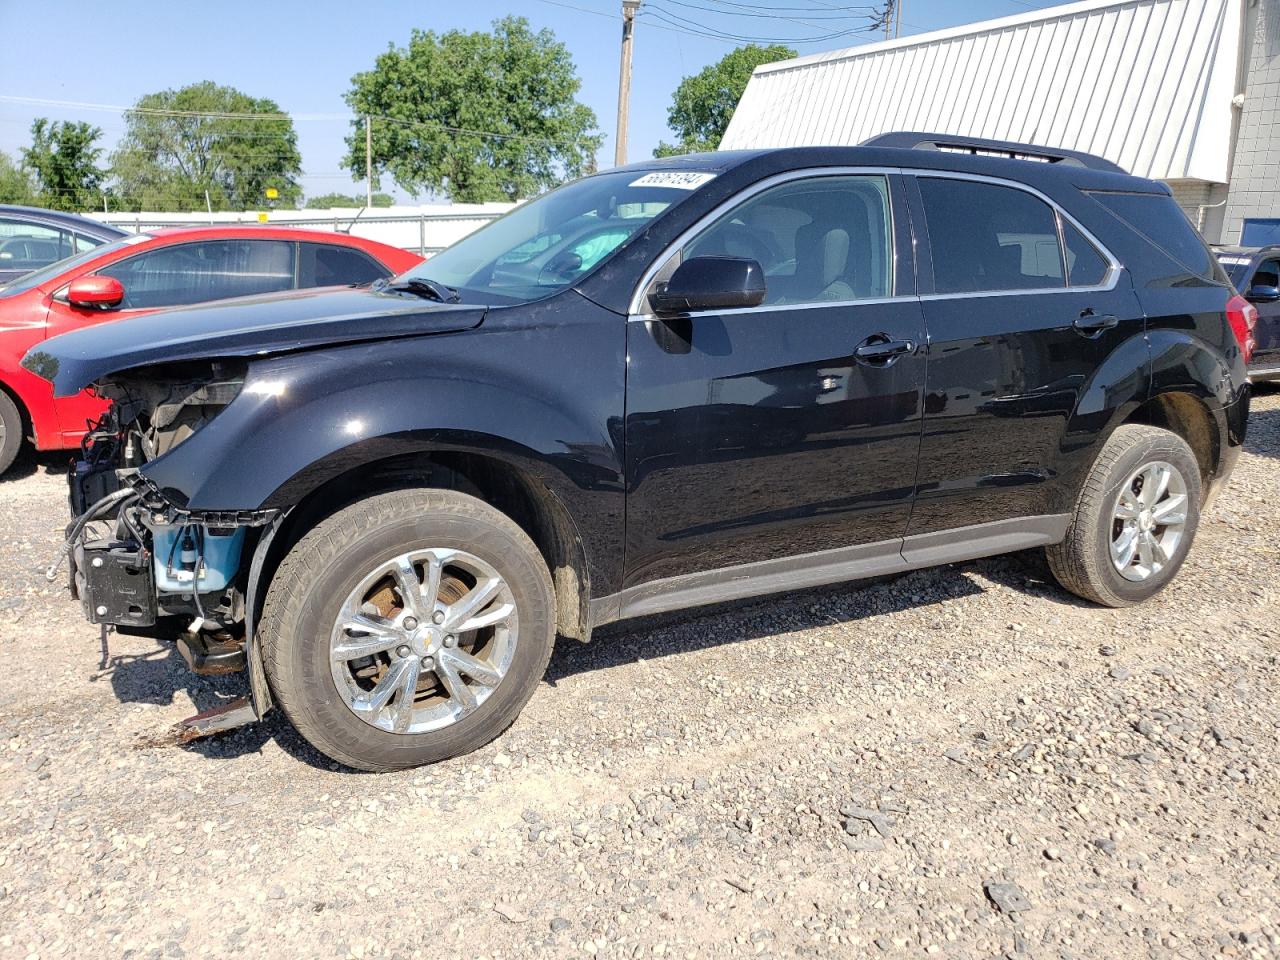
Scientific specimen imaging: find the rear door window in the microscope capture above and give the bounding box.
[97,239,296,309]
[298,242,388,288]
[918,178,1064,293]
[1090,191,1215,280]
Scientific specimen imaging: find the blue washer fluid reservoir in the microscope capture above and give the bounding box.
[152,525,246,594]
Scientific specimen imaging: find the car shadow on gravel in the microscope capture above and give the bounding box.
[93,548,1090,771]
[0,447,69,483]
[100,637,340,771]
[547,548,1086,683]
[1245,398,1279,460]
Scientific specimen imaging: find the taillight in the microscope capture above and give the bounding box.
[1226,293,1257,365]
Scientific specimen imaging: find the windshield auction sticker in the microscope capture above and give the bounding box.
[629,171,717,190]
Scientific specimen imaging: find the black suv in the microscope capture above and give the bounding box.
[25,133,1253,771]
[1214,244,1280,380]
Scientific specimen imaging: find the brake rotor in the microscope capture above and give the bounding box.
[355,567,475,698]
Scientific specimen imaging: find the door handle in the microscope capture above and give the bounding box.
[1073,311,1119,335]
[854,335,916,364]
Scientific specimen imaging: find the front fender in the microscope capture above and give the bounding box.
[139,305,627,589]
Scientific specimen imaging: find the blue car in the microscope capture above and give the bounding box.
[0,205,127,284]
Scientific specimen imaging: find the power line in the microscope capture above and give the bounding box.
[0,95,309,121]
[663,0,874,20]
[0,94,598,149]
[642,3,882,44]
[656,0,878,41]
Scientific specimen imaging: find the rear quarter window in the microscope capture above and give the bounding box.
[1089,191,1219,281]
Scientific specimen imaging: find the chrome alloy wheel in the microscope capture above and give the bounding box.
[1109,461,1189,582]
[329,548,518,734]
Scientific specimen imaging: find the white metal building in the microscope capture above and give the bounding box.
[721,0,1279,244]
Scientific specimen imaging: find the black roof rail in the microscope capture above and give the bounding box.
[861,131,1127,174]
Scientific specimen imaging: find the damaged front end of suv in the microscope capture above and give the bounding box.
[66,363,264,650]
[23,286,491,738]
[45,358,282,733]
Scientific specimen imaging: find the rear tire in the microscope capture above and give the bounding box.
[0,391,23,477]
[1047,425,1202,607]
[260,488,555,772]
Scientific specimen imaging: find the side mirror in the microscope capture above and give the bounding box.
[66,275,125,310]
[649,256,766,315]
[1246,283,1280,304]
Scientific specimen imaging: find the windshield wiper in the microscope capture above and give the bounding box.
[375,276,461,303]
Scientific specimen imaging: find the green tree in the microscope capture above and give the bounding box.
[654,44,796,157]
[305,191,394,208]
[0,151,36,205]
[110,82,302,211]
[21,119,105,211]
[343,16,602,202]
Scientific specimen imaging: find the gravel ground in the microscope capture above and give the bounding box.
[1,390,1278,960]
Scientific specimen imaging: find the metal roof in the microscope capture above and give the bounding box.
[721,0,1243,183]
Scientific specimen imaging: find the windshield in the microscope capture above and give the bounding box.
[1214,252,1252,289]
[0,234,149,299]
[399,170,712,303]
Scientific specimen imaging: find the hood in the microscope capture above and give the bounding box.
[23,286,487,397]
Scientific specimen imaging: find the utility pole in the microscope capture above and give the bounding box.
[895,0,903,38]
[615,0,641,167]
[365,115,373,208]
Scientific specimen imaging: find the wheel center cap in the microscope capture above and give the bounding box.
[410,626,440,655]
[1139,511,1155,532]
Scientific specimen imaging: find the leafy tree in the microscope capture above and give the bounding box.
[343,16,602,202]
[305,191,394,208]
[654,44,796,157]
[110,82,302,211]
[0,151,36,205]
[21,119,105,211]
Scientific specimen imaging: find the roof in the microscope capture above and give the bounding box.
[0,204,127,239]
[721,0,1243,184]
[145,224,380,241]
[1213,243,1280,256]
[132,225,422,268]
[614,141,1155,196]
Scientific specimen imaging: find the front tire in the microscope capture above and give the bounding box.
[260,488,555,772]
[1047,425,1202,607]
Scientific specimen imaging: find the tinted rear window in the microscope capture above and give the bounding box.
[918,177,1065,294]
[1090,191,1215,280]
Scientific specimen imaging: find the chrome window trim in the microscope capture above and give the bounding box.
[635,295,906,321]
[626,166,1122,320]
[627,166,901,320]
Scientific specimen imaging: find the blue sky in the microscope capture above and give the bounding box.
[0,0,1071,203]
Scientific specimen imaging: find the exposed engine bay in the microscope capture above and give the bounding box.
[61,361,260,671]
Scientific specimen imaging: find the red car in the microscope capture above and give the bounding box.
[0,226,422,473]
